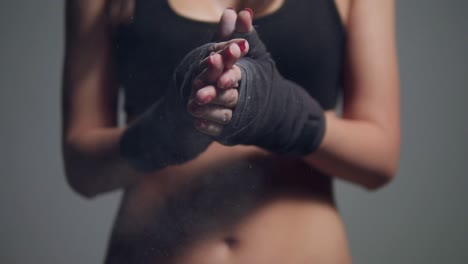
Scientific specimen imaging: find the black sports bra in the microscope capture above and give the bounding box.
[113,0,346,116]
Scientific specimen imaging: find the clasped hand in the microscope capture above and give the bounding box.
[186,9,254,137]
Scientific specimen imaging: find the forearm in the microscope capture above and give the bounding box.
[303,111,400,190]
[63,126,147,198]
[225,33,399,189]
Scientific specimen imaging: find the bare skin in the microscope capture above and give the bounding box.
[62,0,399,263]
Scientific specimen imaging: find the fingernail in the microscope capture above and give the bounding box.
[225,45,233,59]
[244,8,253,18]
[208,55,215,66]
[238,40,247,53]
[196,119,207,128]
[197,93,214,105]
[227,7,235,11]
[202,95,214,104]
[196,97,205,105]
[226,79,233,88]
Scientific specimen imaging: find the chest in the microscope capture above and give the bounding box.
[166,0,285,20]
[114,0,346,115]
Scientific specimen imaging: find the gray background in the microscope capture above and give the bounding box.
[0,0,467,263]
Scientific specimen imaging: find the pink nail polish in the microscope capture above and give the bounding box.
[226,79,233,88]
[244,8,253,18]
[202,95,214,104]
[238,40,247,53]
[195,96,205,105]
[208,55,215,66]
[196,119,207,128]
[225,45,233,59]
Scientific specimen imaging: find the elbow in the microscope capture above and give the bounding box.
[71,187,98,200]
[363,162,399,191]
[364,138,400,191]
[62,141,100,199]
[362,171,394,191]
[63,158,101,199]
[65,172,100,199]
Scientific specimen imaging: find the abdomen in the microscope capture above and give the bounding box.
[105,143,350,264]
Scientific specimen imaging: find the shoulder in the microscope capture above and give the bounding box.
[334,0,351,29]
[334,0,395,30]
[66,0,134,30]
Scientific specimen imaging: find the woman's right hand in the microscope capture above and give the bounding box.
[187,40,246,136]
[187,9,254,137]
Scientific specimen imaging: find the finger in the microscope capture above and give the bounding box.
[216,8,237,41]
[193,85,217,105]
[195,119,223,137]
[207,39,249,57]
[219,43,242,70]
[188,101,233,125]
[192,78,206,93]
[216,66,242,89]
[235,9,254,34]
[198,40,248,70]
[195,53,224,84]
[210,88,239,108]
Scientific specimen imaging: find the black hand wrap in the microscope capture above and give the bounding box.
[217,31,326,155]
[120,43,215,172]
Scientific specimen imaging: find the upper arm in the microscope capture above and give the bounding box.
[342,0,400,146]
[62,0,119,142]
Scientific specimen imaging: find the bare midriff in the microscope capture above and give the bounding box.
[112,142,351,264]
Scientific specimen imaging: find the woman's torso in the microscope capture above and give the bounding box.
[106,0,350,263]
